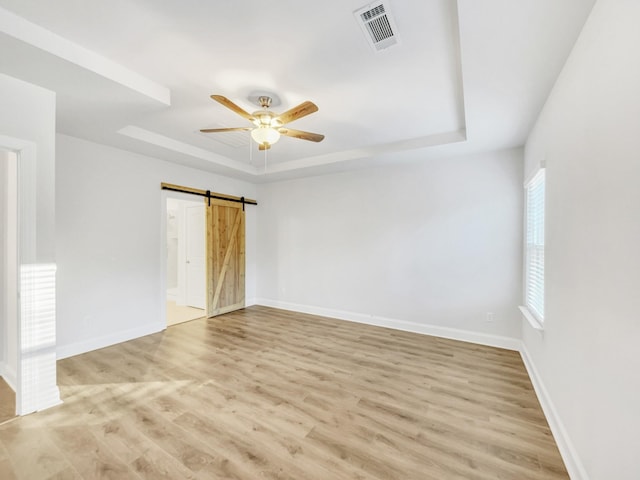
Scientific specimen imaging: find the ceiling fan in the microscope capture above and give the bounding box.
[200,95,325,150]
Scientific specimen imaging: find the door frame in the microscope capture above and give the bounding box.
[0,148,19,410]
[184,203,206,309]
[0,134,60,415]
[161,188,250,325]
[161,190,209,325]
[162,190,193,326]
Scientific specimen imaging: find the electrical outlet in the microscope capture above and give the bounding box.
[486,312,494,322]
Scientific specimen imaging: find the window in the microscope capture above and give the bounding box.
[523,169,545,325]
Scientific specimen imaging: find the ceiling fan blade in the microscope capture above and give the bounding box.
[275,101,318,125]
[258,143,271,151]
[211,95,255,122]
[200,127,252,133]
[279,128,325,142]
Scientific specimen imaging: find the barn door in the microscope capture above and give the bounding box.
[206,198,245,316]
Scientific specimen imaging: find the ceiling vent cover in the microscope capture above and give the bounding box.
[354,2,400,52]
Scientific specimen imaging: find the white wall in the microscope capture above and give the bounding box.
[0,73,59,413]
[0,151,18,389]
[0,152,6,376]
[522,1,640,478]
[0,77,56,263]
[55,134,257,358]
[257,148,523,347]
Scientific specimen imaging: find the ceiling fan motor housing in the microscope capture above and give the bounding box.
[258,96,272,108]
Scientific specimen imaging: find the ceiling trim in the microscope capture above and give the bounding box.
[118,125,257,175]
[265,129,468,174]
[119,124,467,178]
[0,6,170,105]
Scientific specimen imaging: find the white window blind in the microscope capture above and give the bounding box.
[525,169,545,323]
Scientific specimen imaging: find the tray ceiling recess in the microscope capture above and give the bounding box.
[0,0,596,181]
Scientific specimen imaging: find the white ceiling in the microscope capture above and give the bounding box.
[0,0,595,182]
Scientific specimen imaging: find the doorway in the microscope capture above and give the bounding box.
[161,183,250,326]
[0,149,18,422]
[166,197,206,326]
[0,135,60,416]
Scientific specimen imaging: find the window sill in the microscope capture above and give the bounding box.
[519,306,544,331]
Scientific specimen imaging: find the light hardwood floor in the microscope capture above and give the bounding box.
[0,377,15,425]
[166,300,205,326]
[0,306,568,479]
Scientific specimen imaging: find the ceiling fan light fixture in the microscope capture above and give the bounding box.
[202,94,324,150]
[251,126,281,146]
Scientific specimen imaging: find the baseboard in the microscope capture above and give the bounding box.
[520,344,588,480]
[255,298,521,351]
[254,299,583,477]
[21,384,63,416]
[1,358,60,415]
[0,362,17,392]
[56,322,165,360]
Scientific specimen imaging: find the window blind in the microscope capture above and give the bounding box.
[525,169,545,322]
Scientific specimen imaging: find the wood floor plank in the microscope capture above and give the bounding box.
[91,418,198,480]
[0,424,71,479]
[0,376,16,424]
[48,426,140,480]
[0,458,18,480]
[0,306,568,479]
[45,466,84,480]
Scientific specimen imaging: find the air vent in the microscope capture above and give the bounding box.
[354,2,400,52]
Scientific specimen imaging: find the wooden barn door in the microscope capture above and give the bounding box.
[206,198,245,317]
